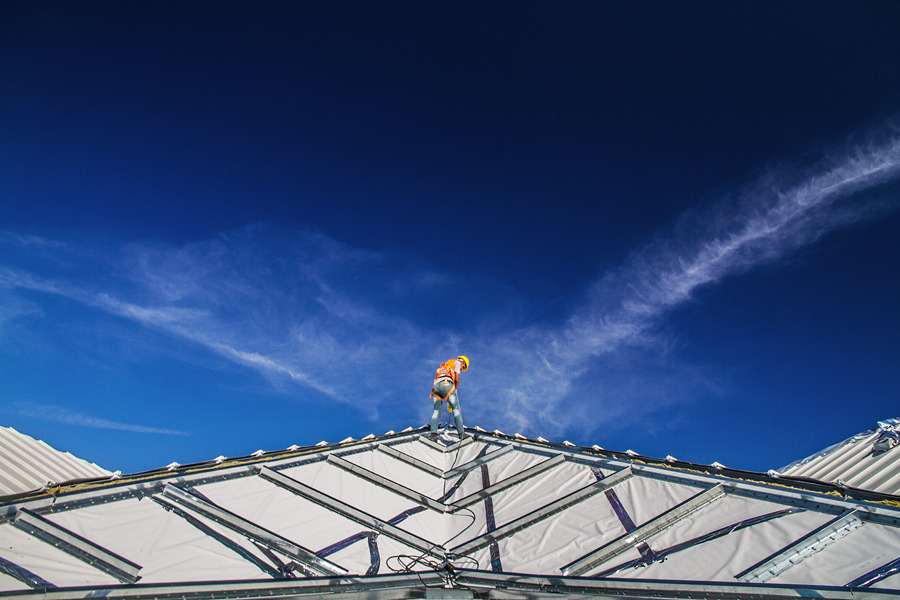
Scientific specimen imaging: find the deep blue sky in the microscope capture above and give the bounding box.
[2,1,899,475]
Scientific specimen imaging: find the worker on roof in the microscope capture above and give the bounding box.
[429,355,469,439]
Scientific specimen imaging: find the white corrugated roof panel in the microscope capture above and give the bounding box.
[778,417,900,495]
[0,426,112,496]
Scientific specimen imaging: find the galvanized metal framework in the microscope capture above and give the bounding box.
[1,425,900,599]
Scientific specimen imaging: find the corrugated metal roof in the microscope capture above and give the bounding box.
[0,426,112,496]
[777,418,900,495]
[0,425,899,598]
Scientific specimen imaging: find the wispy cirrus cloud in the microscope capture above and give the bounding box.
[1,126,899,439]
[8,402,189,436]
[469,125,900,434]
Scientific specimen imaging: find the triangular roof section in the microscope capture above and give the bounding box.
[778,418,900,496]
[0,426,112,497]
[1,425,900,599]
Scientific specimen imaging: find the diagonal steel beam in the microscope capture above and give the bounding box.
[12,508,142,583]
[736,509,863,583]
[159,484,345,576]
[445,445,514,479]
[376,444,444,477]
[450,454,566,511]
[451,466,634,557]
[257,466,445,558]
[562,483,727,576]
[326,455,448,512]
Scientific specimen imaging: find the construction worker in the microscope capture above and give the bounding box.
[429,356,469,438]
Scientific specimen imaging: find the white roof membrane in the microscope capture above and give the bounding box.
[1,426,900,599]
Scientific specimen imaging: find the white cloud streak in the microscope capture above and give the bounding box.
[9,403,189,436]
[470,127,900,435]
[1,127,898,439]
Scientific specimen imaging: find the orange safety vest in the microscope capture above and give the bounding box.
[431,359,460,409]
[433,359,460,387]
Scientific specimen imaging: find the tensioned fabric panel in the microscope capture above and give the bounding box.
[495,490,626,574]
[278,460,424,521]
[341,449,445,499]
[610,474,701,527]
[485,459,597,528]
[196,474,370,555]
[771,520,900,587]
[601,497,832,581]
[47,497,275,583]
[0,524,121,589]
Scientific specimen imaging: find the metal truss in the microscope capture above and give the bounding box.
[451,466,634,557]
[158,483,345,577]
[450,454,566,511]
[0,570,893,600]
[257,466,445,558]
[445,445,513,478]
[736,509,864,583]
[12,508,142,583]
[326,455,447,512]
[376,444,444,477]
[562,483,727,576]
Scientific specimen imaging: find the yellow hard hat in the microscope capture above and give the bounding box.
[457,355,470,371]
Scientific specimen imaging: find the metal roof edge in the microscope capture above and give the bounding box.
[0,569,897,600]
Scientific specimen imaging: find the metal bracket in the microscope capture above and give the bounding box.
[736,509,864,583]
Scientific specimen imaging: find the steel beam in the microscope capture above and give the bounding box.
[450,454,565,511]
[159,484,345,576]
[444,445,514,479]
[326,455,447,512]
[12,508,142,583]
[451,466,634,557]
[376,444,444,477]
[562,483,727,576]
[736,509,864,583]
[257,466,445,558]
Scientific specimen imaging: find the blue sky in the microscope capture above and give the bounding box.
[1,1,899,474]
